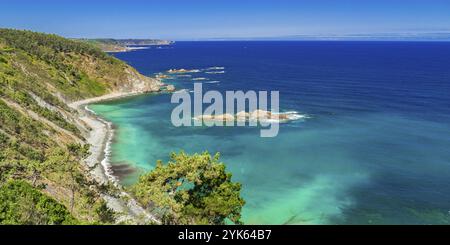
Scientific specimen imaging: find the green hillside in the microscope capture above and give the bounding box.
[0,28,160,224]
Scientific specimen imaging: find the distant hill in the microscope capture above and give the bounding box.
[79,38,174,52]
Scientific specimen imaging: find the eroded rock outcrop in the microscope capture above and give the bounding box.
[195,110,298,122]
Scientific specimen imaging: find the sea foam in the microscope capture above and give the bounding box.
[192,77,207,81]
[205,71,226,74]
[206,66,225,70]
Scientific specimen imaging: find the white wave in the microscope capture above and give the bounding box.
[206,66,225,70]
[91,115,119,183]
[283,111,300,114]
[275,111,309,121]
[258,118,283,123]
[192,77,207,81]
[177,74,192,77]
[205,80,220,84]
[174,89,190,93]
[101,122,118,182]
[84,105,97,115]
[205,71,225,74]
[127,46,149,50]
[254,111,309,123]
[287,114,308,120]
[283,112,310,120]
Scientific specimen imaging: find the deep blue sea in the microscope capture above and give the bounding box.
[90,41,450,224]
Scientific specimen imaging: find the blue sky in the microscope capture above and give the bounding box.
[1,0,450,40]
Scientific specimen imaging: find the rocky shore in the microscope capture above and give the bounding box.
[69,92,156,223]
[68,88,177,224]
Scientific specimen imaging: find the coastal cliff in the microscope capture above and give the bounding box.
[0,28,160,224]
[79,38,174,52]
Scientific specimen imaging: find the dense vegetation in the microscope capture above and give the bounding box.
[0,28,153,100]
[0,180,76,224]
[0,29,136,224]
[131,152,245,225]
[79,39,130,52]
[0,29,114,62]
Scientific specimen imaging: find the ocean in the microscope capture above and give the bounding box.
[89,41,450,224]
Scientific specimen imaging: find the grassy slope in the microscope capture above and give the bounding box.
[0,29,157,224]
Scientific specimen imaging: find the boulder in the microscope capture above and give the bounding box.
[166,84,176,92]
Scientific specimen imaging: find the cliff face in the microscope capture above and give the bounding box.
[0,29,160,224]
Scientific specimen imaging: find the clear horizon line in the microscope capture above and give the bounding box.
[172,32,450,42]
[171,38,450,42]
[5,27,449,42]
[83,34,450,42]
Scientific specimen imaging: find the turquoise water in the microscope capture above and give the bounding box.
[90,42,450,224]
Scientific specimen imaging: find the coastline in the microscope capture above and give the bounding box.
[69,91,161,224]
[69,91,145,183]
